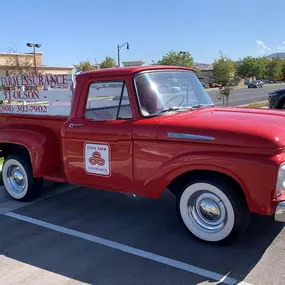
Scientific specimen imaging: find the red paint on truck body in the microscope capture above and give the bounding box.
[0,66,285,217]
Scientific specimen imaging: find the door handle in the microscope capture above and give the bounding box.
[69,123,83,128]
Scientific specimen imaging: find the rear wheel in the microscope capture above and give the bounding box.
[176,176,250,244]
[2,155,43,201]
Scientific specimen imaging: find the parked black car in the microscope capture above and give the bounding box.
[268,89,285,110]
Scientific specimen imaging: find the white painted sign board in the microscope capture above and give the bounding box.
[85,143,110,176]
[0,74,73,116]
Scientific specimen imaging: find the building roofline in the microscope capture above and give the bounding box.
[40,65,74,69]
[0,52,43,56]
[0,65,73,69]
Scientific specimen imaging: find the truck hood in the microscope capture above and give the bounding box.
[157,107,285,149]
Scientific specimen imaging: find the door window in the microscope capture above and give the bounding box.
[85,81,132,120]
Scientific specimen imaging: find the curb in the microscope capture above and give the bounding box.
[237,100,268,107]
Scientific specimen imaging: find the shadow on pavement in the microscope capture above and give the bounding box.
[0,185,283,284]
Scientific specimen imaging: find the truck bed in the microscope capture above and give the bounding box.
[0,113,68,180]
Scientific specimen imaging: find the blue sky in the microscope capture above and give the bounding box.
[1,0,284,67]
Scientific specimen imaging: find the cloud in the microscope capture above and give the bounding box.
[283,41,285,44]
[256,40,272,54]
[256,40,267,49]
[277,46,285,50]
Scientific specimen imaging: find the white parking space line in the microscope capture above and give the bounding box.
[4,212,252,285]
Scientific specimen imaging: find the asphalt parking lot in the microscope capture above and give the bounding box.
[208,83,285,106]
[1,182,285,285]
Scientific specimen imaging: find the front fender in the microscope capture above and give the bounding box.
[139,151,278,214]
[0,129,59,177]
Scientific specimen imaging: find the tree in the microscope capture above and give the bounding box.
[213,53,235,85]
[5,47,36,76]
[282,59,285,80]
[213,52,236,106]
[268,57,283,81]
[3,48,41,104]
[255,57,269,79]
[236,56,257,79]
[157,50,193,67]
[74,60,98,73]
[217,86,233,107]
[236,56,269,79]
[99,56,116,69]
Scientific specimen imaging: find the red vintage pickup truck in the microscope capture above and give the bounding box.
[1,66,285,244]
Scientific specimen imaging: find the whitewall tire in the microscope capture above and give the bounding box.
[2,155,42,202]
[177,177,250,244]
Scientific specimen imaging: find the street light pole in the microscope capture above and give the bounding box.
[26,43,41,74]
[117,44,120,68]
[117,42,130,67]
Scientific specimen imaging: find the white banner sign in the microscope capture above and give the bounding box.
[0,74,73,87]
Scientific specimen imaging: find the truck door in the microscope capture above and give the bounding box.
[62,78,134,193]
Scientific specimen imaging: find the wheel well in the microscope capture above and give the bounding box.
[167,170,247,203]
[0,143,31,165]
[278,97,285,109]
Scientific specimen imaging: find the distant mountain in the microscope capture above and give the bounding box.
[193,62,213,70]
[266,53,285,59]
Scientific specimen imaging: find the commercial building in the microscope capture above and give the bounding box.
[0,52,73,77]
[121,61,145,67]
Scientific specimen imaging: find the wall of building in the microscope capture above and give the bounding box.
[0,52,73,77]
[0,52,42,66]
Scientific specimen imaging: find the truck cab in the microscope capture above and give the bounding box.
[1,66,285,245]
[62,67,213,195]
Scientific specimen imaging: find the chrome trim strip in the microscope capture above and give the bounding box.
[167,132,215,141]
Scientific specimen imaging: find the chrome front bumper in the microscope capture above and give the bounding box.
[275,202,285,222]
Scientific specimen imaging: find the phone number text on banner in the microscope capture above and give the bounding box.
[0,104,70,116]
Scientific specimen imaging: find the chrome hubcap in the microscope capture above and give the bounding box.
[188,192,227,233]
[199,199,221,222]
[7,165,26,194]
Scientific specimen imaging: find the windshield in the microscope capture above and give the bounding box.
[134,70,214,116]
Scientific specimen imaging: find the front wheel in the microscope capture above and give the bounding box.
[2,155,43,202]
[177,177,250,244]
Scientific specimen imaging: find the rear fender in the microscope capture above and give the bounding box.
[0,129,59,177]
